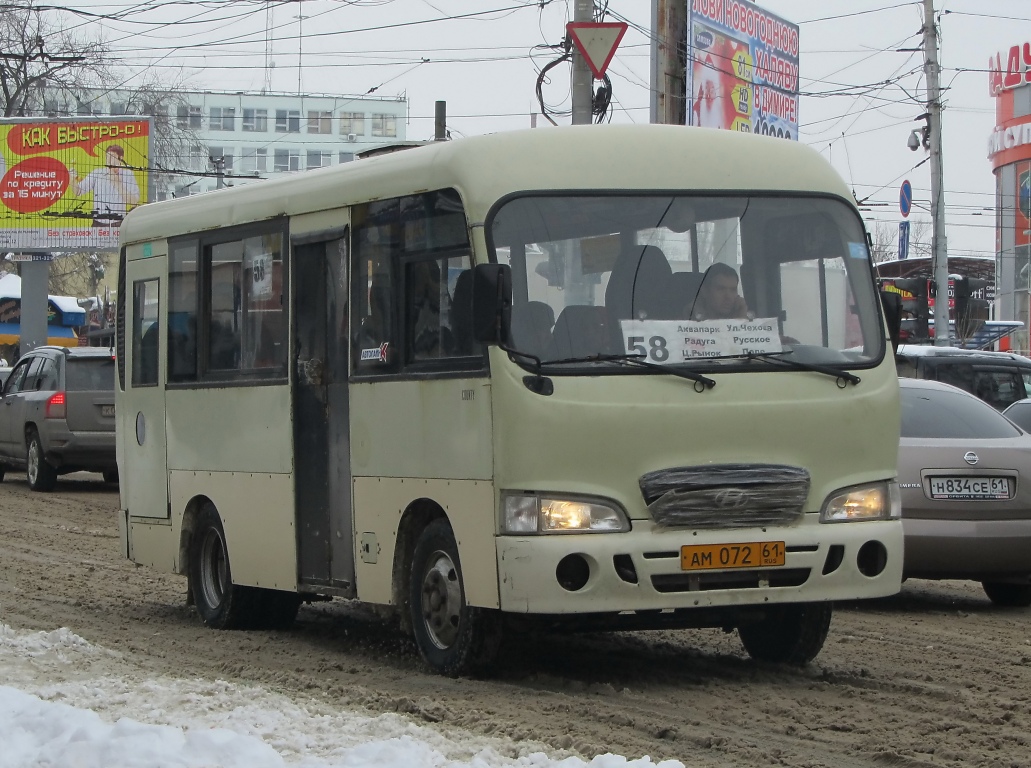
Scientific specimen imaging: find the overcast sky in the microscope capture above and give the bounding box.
[66,0,1029,259]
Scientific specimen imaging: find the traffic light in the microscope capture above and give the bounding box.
[891,277,930,342]
[953,276,990,339]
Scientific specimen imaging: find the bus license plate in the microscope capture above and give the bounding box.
[681,541,786,571]
[101,405,115,417]
[928,476,1010,500]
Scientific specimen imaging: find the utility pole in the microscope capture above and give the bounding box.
[571,0,594,125]
[434,101,447,141]
[923,0,950,346]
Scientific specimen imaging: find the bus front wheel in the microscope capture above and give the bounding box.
[738,602,832,665]
[409,519,502,677]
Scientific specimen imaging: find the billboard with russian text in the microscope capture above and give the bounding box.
[686,0,799,140]
[0,118,150,253]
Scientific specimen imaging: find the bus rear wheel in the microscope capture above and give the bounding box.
[190,503,258,629]
[409,519,501,677]
[189,503,301,630]
[738,602,832,665]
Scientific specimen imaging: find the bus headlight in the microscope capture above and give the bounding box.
[501,493,630,534]
[820,481,900,522]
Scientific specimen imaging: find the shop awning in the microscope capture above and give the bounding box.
[0,322,78,347]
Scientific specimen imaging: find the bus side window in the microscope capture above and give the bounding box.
[407,259,444,360]
[132,278,160,386]
[169,242,199,382]
[405,254,479,362]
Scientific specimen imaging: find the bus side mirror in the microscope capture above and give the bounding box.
[880,290,902,353]
[472,263,512,345]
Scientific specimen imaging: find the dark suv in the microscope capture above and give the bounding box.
[0,346,116,491]
[895,344,1031,411]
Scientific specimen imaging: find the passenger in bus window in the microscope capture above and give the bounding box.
[409,260,443,359]
[690,263,751,321]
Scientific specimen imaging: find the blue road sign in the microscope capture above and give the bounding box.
[900,179,913,218]
[899,220,910,260]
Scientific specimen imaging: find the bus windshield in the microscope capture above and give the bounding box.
[490,194,884,371]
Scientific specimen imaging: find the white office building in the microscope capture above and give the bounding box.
[62,89,408,200]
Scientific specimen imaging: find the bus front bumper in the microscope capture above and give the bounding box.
[495,518,903,614]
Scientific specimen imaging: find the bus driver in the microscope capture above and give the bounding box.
[690,263,752,321]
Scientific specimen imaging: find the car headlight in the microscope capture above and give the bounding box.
[820,481,900,523]
[501,493,630,534]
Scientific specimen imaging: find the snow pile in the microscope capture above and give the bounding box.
[0,623,685,768]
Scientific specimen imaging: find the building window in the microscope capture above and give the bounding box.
[151,103,169,128]
[177,105,202,130]
[242,108,268,132]
[307,111,332,134]
[273,149,301,172]
[339,112,365,137]
[371,113,397,138]
[208,146,234,173]
[240,148,268,174]
[1015,84,1031,120]
[209,106,235,131]
[306,150,331,169]
[109,101,127,115]
[275,110,301,133]
[339,152,355,164]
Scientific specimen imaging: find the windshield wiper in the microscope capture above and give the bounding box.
[531,351,716,390]
[739,351,861,386]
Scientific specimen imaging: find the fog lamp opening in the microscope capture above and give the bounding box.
[556,554,591,592]
[857,540,888,577]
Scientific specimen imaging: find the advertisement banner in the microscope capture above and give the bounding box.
[687,0,800,140]
[0,118,150,253]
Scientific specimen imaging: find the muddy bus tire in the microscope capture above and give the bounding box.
[189,503,261,630]
[410,519,502,677]
[738,602,832,665]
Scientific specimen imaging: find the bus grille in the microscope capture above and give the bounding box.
[651,568,811,593]
[639,464,810,529]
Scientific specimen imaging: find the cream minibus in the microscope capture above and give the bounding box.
[116,125,903,676]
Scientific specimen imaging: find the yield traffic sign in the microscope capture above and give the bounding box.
[566,22,628,80]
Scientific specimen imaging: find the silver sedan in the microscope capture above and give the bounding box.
[899,378,1031,606]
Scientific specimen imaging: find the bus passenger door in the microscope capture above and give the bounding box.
[122,254,168,520]
[292,236,354,593]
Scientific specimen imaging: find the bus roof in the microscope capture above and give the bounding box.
[119,124,854,246]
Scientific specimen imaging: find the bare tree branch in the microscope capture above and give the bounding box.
[0,0,109,117]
